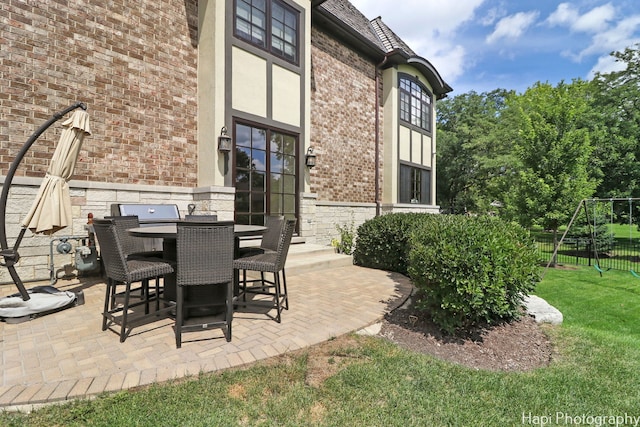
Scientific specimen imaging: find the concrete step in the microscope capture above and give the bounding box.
[286,243,353,275]
[240,242,353,276]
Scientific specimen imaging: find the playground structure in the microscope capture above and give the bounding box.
[543,198,640,276]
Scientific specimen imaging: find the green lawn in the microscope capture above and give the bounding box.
[2,266,639,426]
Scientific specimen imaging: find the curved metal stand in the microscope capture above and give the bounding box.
[0,102,86,301]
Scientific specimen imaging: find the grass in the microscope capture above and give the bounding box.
[2,266,640,426]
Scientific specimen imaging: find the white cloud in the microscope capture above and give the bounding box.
[486,11,539,44]
[349,0,486,83]
[573,4,615,33]
[480,6,507,26]
[547,2,615,33]
[547,3,578,27]
[350,0,485,37]
[588,53,627,78]
[577,15,640,60]
[546,3,640,64]
[419,43,468,82]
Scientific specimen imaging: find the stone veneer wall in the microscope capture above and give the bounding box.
[313,201,376,247]
[302,196,439,247]
[381,204,440,215]
[0,179,233,285]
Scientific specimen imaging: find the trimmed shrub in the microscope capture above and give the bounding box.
[408,215,540,334]
[353,213,437,275]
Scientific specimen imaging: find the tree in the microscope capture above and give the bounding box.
[436,89,514,213]
[590,45,640,203]
[500,81,598,243]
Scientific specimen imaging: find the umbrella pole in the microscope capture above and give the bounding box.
[0,102,86,301]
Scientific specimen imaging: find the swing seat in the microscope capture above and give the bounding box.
[594,264,611,273]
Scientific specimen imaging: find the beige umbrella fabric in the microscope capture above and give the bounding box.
[21,109,91,235]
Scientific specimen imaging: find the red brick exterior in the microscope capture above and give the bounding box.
[0,0,199,187]
[310,26,382,204]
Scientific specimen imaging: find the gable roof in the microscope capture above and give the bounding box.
[312,0,453,98]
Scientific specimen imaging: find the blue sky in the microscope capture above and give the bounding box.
[349,0,640,95]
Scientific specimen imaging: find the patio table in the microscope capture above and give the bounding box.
[128,223,266,316]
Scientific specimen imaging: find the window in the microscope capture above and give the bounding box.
[235,0,299,63]
[399,76,432,132]
[234,123,298,226]
[399,164,431,204]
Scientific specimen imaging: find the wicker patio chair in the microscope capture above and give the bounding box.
[233,218,296,323]
[93,219,175,342]
[237,215,284,257]
[175,220,235,348]
[107,215,166,304]
[107,215,162,260]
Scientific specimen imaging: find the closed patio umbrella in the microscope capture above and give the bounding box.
[21,109,91,234]
[0,102,88,301]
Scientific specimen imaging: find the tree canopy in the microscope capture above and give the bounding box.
[436,44,640,229]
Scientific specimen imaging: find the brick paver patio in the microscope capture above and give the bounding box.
[0,264,411,411]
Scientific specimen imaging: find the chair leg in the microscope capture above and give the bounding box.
[226,280,233,342]
[281,268,289,310]
[273,272,282,323]
[102,278,113,331]
[176,285,183,348]
[143,279,150,315]
[241,269,247,302]
[154,277,161,312]
[109,280,117,311]
[120,282,132,343]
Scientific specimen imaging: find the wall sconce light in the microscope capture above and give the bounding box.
[218,126,232,153]
[305,147,316,168]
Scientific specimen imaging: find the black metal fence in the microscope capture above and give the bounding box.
[534,231,640,273]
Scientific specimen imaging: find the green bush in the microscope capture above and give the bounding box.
[353,213,437,274]
[408,215,540,333]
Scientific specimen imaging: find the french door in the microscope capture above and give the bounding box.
[233,122,298,226]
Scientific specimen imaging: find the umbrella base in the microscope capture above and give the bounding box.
[0,286,83,323]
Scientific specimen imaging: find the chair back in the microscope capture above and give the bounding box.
[176,221,234,286]
[274,219,297,271]
[260,215,285,252]
[185,214,219,221]
[107,216,146,257]
[93,219,130,283]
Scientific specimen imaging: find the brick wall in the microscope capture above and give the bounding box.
[0,0,199,187]
[310,26,382,204]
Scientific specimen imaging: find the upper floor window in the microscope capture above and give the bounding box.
[399,76,432,132]
[235,0,299,64]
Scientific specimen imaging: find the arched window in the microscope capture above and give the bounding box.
[399,75,432,132]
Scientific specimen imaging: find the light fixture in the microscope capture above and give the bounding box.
[305,147,316,168]
[218,126,232,153]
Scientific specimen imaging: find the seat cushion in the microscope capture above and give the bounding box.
[126,259,174,283]
[236,247,276,257]
[127,250,164,261]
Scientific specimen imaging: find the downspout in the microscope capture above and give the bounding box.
[374,53,390,217]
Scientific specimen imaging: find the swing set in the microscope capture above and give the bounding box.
[545,198,640,277]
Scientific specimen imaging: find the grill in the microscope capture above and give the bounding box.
[110,204,181,251]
